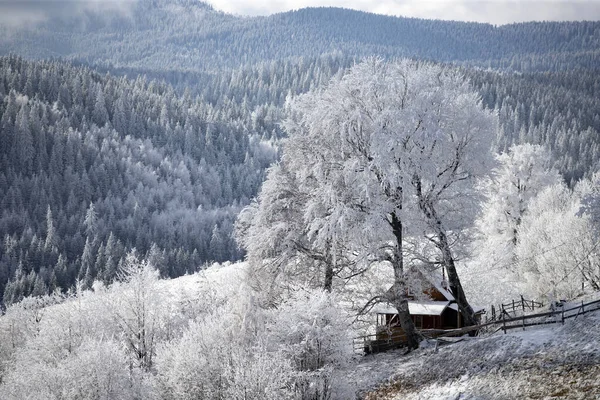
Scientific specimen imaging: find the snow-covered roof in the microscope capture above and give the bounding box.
[372,304,398,314]
[409,301,450,316]
[373,301,451,316]
[419,270,455,302]
[448,303,486,313]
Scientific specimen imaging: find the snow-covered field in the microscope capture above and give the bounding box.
[354,305,600,399]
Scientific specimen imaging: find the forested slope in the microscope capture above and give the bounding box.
[470,69,600,183]
[0,55,276,303]
[1,1,600,304]
[2,51,600,304]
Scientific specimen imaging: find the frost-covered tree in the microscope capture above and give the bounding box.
[265,289,354,399]
[581,172,600,236]
[241,58,496,347]
[396,67,497,328]
[84,202,98,239]
[466,144,562,304]
[155,299,293,400]
[516,182,600,300]
[237,162,350,299]
[155,285,353,400]
[0,339,149,400]
[92,85,109,127]
[477,144,562,265]
[110,250,163,371]
[44,206,57,252]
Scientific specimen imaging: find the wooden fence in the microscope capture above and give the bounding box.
[353,297,600,355]
[353,331,407,355]
[485,296,544,323]
[499,298,600,333]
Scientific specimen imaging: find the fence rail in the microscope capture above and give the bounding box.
[499,298,600,333]
[353,296,600,355]
[485,296,544,324]
[353,331,408,354]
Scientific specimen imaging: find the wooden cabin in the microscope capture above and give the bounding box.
[366,270,482,352]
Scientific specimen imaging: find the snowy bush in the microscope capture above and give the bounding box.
[155,297,294,400]
[266,289,355,400]
[0,262,358,400]
[0,339,152,400]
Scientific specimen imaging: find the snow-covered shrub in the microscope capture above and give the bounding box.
[0,339,152,400]
[0,262,358,400]
[155,296,293,400]
[266,288,355,400]
[0,293,66,380]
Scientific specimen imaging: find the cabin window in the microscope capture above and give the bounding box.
[414,315,423,329]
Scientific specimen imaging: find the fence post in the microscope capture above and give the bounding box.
[512,299,515,312]
[502,312,506,334]
[522,314,525,331]
[521,295,525,312]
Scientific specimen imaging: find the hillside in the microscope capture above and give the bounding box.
[0,2,599,398]
[0,55,277,303]
[356,309,600,399]
[1,0,599,72]
[1,258,599,399]
[0,260,356,399]
[2,52,600,302]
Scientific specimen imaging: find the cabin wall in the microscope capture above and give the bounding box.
[424,287,448,301]
[441,308,460,329]
[412,314,440,329]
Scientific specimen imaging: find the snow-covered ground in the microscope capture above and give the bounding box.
[2,260,598,400]
[351,302,600,399]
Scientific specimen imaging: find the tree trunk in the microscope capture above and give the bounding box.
[413,177,477,328]
[436,227,478,328]
[389,212,420,349]
[323,261,333,292]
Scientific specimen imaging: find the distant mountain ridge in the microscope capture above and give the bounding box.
[1,1,598,72]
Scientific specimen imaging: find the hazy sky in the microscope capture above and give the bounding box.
[206,0,600,25]
[0,0,136,27]
[0,0,598,27]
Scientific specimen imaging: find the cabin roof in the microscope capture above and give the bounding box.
[374,300,451,316]
[419,269,455,302]
[409,300,451,316]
